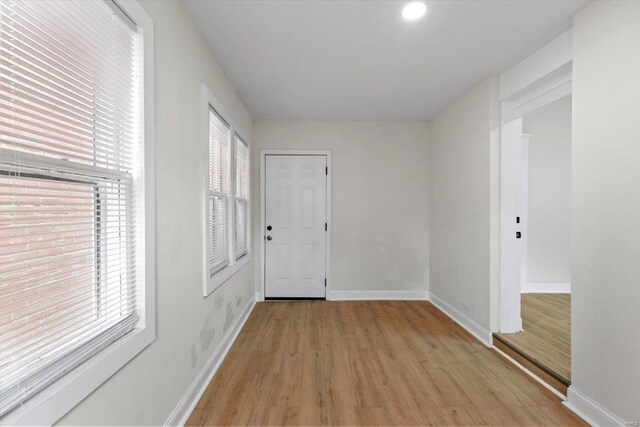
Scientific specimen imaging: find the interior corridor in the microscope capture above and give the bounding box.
[187,301,583,426]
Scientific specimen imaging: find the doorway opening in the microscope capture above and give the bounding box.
[259,150,332,300]
[495,95,572,394]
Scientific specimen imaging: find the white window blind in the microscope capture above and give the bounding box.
[0,0,141,416]
[234,136,248,259]
[204,96,250,293]
[208,108,231,276]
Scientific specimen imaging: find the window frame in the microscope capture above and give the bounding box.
[234,135,250,260]
[0,1,156,424]
[207,109,232,275]
[202,84,251,297]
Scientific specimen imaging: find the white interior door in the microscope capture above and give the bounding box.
[265,155,327,298]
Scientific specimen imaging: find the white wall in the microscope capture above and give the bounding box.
[58,1,255,424]
[251,122,430,296]
[429,77,500,331]
[522,95,572,285]
[570,0,640,422]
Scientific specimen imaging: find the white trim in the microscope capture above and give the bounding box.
[492,346,566,400]
[522,283,571,293]
[1,1,156,424]
[428,292,493,347]
[205,257,252,295]
[328,290,429,301]
[565,387,626,427]
[500,29,572,102]
[201,84,252,296]
[501,64,572,123]
[4,328,155,426]
[500,118,524,333]
[200,85,250,145]
[500,308,523,333]
[518,133,531,287]
[497,29,573,334]
[259,149,332,301]
[164,294,258,427]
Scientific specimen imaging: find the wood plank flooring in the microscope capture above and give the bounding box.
[187,300,584,426]
[496,294,571,382]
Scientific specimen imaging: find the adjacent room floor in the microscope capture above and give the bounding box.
[495,294,571,384]
[187,300,583,426]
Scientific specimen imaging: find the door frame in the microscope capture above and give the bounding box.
[258,149,332,301]
[497,30,573,332]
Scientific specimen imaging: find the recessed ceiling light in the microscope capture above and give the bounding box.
[402,2,427,21]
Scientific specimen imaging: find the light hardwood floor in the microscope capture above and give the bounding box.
[187,300,584,426]
[496,294,571,383]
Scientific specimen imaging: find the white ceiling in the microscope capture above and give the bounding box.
[183,0,588,121]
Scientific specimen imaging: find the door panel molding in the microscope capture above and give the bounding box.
[259,150,332,301]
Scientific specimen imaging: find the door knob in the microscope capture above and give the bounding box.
[266,235,272,241]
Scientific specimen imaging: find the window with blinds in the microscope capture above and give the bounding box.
[205,100,250,292]
[234,136,249,259]
[208,109,231,275]
[0,0,142,416]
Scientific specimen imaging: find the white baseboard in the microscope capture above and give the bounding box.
[328,290,429,301]
[428,292,493,347]
[565,386,625,427]
[522,282,571,293]
[164,293,257,426]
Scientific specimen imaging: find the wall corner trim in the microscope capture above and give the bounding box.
[565,386,626,427]
[327,290,429,301]
[164,294,257,426]
[428,292,493,347]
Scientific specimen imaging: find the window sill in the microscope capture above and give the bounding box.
[1,325,155,426]
[204,255,251,297]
